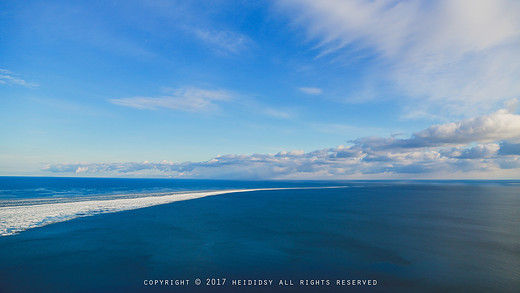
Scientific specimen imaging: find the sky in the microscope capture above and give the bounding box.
[1,0,520,179]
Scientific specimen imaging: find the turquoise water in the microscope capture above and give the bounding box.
[0,178,519,292]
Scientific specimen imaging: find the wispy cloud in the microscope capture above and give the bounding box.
[109,87,233,112]
[0,69,38,88]
[278,0,520,116]
[43,104,520,179]
[263,108,293,119]
[298,87,323,95]
[191,28,252,55]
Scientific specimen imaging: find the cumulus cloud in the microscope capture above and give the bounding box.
[109,87,233,112]
[41,143,513,179]
[43,105,520,179]
[414,108,520,144]
[0,69,38,88]
[278,0,520,115]
[440,144,500,159]
[354,104,520,150]
[499,141,520,156]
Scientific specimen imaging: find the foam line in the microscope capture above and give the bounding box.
[0,186,345,236]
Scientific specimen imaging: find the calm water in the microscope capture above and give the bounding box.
[0,177,519,292]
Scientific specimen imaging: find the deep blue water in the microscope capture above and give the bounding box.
[0,176,348,199]
[0,177,519,292]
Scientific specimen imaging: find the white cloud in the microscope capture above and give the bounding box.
[192,28,252,55]
[353,101,520,150]
[41,143,518,179]
[440,144,500,159]
[43,105,520,179]
[109,87,233,112]
[75,166,89,173]
[278,0,520,116]
[0,69,38,88]
[263,108,292,119]
[299,87,323,95]
[414,108,520,145]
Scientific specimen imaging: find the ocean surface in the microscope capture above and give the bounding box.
[0,177,519,292]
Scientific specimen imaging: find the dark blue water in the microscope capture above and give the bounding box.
[0,177,519,292]
[0,176,347,199]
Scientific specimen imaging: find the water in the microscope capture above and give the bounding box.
[0,177,519,292]
[0,177,348,236]
[0,176,343,200]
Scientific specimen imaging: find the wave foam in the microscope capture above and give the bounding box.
[0,187,345,236]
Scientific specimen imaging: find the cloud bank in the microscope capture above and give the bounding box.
[43,105,520,179]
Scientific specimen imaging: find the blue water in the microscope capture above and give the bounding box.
[0,176,346,199]
[0,177,519,292]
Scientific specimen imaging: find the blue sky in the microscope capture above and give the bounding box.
[1,0,520,179]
